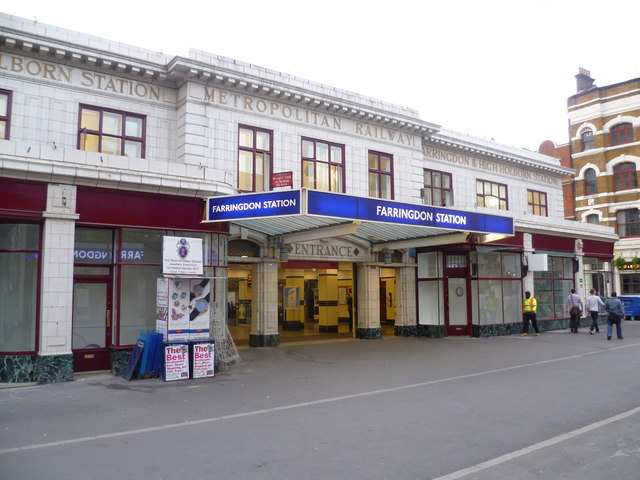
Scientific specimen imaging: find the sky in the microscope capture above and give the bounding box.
[3,0,640,151]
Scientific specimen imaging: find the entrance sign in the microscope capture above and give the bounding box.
[205,189,513,236]
[307,190,513,235]
[206,190,301,221]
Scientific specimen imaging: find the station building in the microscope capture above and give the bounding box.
[0,14,617,383]
[562,69,640,304]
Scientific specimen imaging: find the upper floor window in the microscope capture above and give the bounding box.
[613,162,638,191]
[368,151,393,199]
[78,105,145,158]
[617,209,640,237]
[302,138,344,192]
[610,123,634,146]
[581,129,595,150]
[584,168,598,195]
[0,89,11,140]
[586,214,600,225]
[527,190,548,216]
[423,169,453,206]
[476,180,508,210]
[238,125,272,192]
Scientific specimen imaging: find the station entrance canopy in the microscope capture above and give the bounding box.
[203,189,513,248]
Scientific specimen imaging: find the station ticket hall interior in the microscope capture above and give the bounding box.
[227,261,397,345]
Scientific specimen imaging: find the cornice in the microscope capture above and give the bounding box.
[0,23,441,136]
[424,132,574,177]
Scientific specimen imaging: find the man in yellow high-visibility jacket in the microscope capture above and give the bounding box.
[520,290,540,336]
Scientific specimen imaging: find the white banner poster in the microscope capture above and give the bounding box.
[162,236,204,275]
[163,344,190,381]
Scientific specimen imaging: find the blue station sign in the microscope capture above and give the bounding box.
[307,190,513,235]
[205,189,513,236]
[206,190,301,221]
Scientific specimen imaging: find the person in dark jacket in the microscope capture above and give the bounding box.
[565,289,584,333]
[605,292,625,340]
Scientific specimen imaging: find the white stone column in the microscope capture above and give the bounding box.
[394,265,418,335]
[250,261,280,347]
[356,263,381,339]
[38,184,78,382]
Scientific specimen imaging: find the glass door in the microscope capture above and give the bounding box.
[72,279,112,372]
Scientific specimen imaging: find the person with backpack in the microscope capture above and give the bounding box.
[604,292,625,340]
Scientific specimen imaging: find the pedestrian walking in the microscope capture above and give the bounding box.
[586,289,605,334]
[565,288,584,333]
[520,290,540,336]
[604,291,625,340]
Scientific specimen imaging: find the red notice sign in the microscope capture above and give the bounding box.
[271,172,293,188]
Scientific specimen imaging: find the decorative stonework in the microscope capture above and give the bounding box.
[110,349,132,376]
[250,334,280,348]
[394,325,418,337]
[417,325,446,338]
[36,355,73,384]
[0,355,36,383]
[356,327,382,340]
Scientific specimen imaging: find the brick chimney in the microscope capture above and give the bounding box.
[575,68,595,93]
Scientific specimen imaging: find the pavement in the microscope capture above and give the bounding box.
[2,322,640,480]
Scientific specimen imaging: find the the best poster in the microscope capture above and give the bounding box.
[192,342,215,378]
[163,344,189,381]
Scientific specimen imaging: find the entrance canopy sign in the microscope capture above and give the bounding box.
[205,189,513,236]
[307,191,513,235]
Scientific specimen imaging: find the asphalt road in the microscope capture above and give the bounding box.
[1,322,640,480]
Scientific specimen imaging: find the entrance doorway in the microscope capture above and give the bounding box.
[380,267,396,336]
[443,253,471,336]
[279,261,355,341]
[72,278,112,371]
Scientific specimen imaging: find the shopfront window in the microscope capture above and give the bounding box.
[114,229,227,346]
[534,256,574,319]
[473,251,522,325]
[0,223,40,352]
[621,274,640,295]
[583,257,612,297]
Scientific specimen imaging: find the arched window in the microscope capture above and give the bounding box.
[584,168,597,194]
[613,162,638,191]
[586,214,599,225]
[581,129,594,150]
[610,123,634,146]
